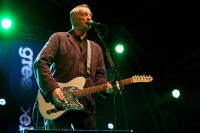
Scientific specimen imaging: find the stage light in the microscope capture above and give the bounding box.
[115,44,124,54]
[172,89,180,98]
[1,18,12,29]
[0,98,6,105]
[108,123,114,129]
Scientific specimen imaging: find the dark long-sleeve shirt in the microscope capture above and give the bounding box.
[33,31,108,114]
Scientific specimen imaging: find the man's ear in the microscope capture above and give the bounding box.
[72,17,77,25]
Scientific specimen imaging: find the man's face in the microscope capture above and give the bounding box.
[73,7,92,30]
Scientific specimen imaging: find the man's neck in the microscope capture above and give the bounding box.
[73,28,87,40]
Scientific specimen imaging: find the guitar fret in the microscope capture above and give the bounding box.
[75,84,108,97]
[121,78,132,85]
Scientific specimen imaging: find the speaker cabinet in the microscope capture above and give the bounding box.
[23,129,134,133]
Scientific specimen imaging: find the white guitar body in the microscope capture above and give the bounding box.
[37,77,86,120]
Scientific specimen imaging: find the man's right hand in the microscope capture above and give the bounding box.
[51,88,65,103]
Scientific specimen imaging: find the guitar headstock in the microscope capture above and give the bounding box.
[131,75,153,83]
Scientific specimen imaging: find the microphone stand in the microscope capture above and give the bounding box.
[94,26,125,130]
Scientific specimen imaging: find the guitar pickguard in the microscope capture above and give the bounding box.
[60,86,83,110]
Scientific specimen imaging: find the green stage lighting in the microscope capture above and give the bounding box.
[115,44,124,54]
[1,18,12,29]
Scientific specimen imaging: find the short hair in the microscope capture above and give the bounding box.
[70,4,90,25]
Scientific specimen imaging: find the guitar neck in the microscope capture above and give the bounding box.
[74,78,133,97]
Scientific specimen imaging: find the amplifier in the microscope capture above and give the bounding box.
[23,129,134,133]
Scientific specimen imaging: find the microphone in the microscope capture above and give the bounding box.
[88,21,101,27]
[88,20,108,38]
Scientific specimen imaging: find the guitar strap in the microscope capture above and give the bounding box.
[86,40,91,78]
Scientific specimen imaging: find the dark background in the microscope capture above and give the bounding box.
[0,0,199,133]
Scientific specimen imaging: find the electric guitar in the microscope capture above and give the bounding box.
[37,75,153,120]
